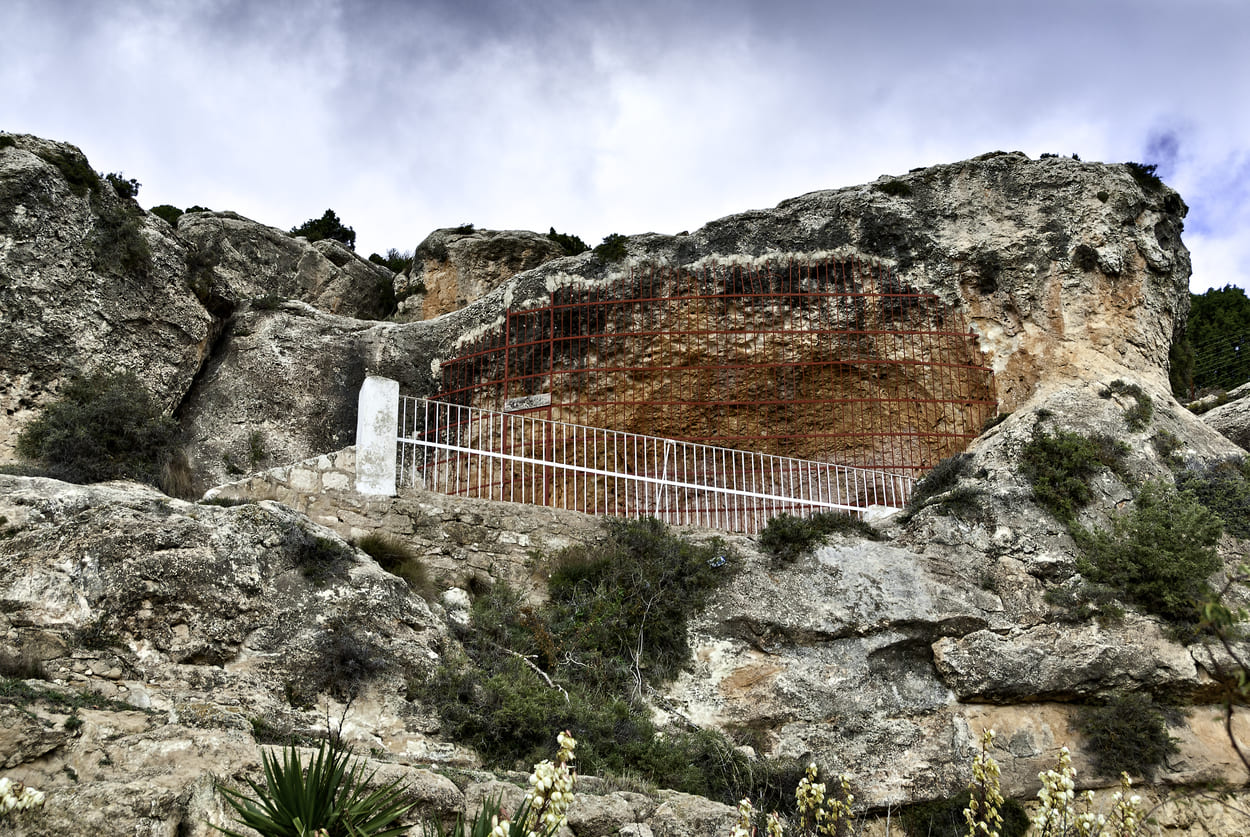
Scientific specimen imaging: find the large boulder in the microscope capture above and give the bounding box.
[932,621,1202,701]
[0,134,215,460]
[175,210,397,320]
[0,475,445,708]
[1199,382,1250,452]
[175,300,456,493]
[395,226,568,319]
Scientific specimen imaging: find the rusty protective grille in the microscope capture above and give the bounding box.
[435,257,996,478]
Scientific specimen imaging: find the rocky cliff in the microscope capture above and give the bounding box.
[3,132,1250,835]
[0,137,1193,488]
[0,134,400,478]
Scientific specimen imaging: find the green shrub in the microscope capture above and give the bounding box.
[900,791,1028,837]
[290,209,356,250]
[759,511,880,565]
[150,204,183,226]
[367,248,413,273]
[874,179,913,197]
[1075,481,1222,624]
[185,241,221,299]
[927,485,987,520]
[1124,161,1163,190]
[0,675,140,715]
[91,201,152,278]
[0,647,47,681]
[307,624,388,701]
[548,227,589,255]
[246,431,267,467]
[285,529,353,584]
[544,516,732,687]
[1176,457,1250,539]
[1021,428,1129,523]
[1104,379,1153,431]
[35,146,100,196]
[104,172,140,199]
[417,652,798,807]
[15,372,179,485]
[372,274,398,319]
[1076,692,1178,778]
[593,233,628,262]
[75,617,124,651]
[0,135,16,151]
[1151,429,1182,462]
[981,412,1010,432]
[1169,333,1195,398]
[356,532,432,597]
[906,453,972,511]
[213,737,413,837]
[409,519,791,802]
[1042,582,1125,623]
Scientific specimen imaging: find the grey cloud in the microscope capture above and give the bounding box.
[1146,129,1182,178]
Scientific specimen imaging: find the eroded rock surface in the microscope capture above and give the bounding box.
[0,475,445,714]
[395,226,567,319]
[1200,381,1250,452]
[0,135,214,458]
[664,383,1250,808]
[425,152,1190,415]
[176,210,396,320]
[175,301,451,493]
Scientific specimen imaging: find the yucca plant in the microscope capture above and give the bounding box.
[213,737,413,837]
[426,795,519,837]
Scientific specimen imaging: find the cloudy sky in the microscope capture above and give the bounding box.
[3,0,1248,293]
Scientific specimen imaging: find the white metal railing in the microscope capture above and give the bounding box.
[396,397,914,535]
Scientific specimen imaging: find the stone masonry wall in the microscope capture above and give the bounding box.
[202,447,611,589]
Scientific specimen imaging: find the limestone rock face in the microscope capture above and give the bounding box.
[1200,382,1250,451]
[176,210,396,320]
[0,134,215,459]
[395,226,567,319]
[663,382,1250,808]
[931,620,1202,701]
[0,134,398,476]
[0,475,445,703]
[434,153,1189,415]
[176,300,450,493]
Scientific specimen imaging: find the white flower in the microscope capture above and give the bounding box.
[0,778,46,820]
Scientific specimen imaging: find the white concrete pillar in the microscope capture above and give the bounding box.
[355,375,399,495]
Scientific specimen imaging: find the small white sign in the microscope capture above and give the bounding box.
[504,393,552,412]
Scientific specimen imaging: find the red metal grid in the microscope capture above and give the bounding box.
[434,257,996,477]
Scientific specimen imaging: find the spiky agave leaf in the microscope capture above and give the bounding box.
[212,738,413,837]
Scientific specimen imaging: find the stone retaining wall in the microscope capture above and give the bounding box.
[202,447,618,589]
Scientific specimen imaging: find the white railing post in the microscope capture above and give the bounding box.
[356,376,399,495]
